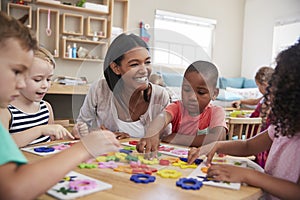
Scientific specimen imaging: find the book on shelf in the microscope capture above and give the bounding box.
[54,76,87,85]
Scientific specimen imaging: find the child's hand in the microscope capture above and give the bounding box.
[232,100,241,109]
[187,142,219,165]
[42,124,74,140]
[187,147,201,164]
[80,130,121,157]
[136,133,160,153]
[72,122,89,139]
[207,164,250,183]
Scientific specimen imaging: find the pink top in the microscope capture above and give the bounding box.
[165,101,227,135]
[264,125,300,199]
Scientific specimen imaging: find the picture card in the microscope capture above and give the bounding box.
[47,171,112,200]
[188,155,263,190]
[21,141,79,156]
[121,141,189,157]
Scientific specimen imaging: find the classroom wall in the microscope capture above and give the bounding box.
[52,0,300,82]
[127,0,245,79]
[241,0,300,79]
[53,0,245,82]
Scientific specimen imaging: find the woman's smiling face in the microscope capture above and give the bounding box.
[115,47,152,91]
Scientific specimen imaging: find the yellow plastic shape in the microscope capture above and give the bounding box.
[157,169,182,178]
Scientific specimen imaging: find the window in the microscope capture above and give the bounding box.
[272,19,300,62]
[153,10,216,68]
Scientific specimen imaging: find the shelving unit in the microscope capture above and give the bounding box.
[61,38,108,62]
[7,3,32,28]
[5,0,128,62]
[36,0,109,15]
[36,7,60,57]
[86,16,107,39]
[62,13,84,36]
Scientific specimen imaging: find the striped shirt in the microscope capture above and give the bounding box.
[8,100,50,145]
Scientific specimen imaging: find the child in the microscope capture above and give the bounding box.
[188,40,300,199]
[137,61,227,153]
[231,66,274,111]
[0,12,119,199]
[233,66,275,168]
[149,73,165,87]
[0,46,74,147]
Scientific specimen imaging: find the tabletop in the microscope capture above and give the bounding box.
[47,83,89,95]
[23,139,263,200]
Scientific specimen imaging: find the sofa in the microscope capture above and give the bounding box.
[213,77,261,108]
[156,72,261,108]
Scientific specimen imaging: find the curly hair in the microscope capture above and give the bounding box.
[263,39,300,137]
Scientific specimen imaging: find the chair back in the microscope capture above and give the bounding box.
[227,117,262,140]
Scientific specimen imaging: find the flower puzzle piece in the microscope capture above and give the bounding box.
[172,160,198,169]
[157,169,182,178]
[33,147,55,153]
[130,174,156,184]
[113,161,158,175]
[78,163,98,169]
[179,157,203,165]
[176,178,203,190]
[158,145,174,152]
[98,161,118,169]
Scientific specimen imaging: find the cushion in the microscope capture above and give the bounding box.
[243,78,257,88]
[226,87,261,99]
[161,73,183,87]
[216,89,244,101]
[219,77,245,89]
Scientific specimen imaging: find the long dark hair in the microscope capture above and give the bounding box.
[103,33,149,91]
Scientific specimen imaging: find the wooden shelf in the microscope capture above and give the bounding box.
[64,37,108,45]
[86,16,107,38]
[61,38,108,61]
[62,13,84,36]
[36,7,60,57]
[36,0,109,15]
[7,3,32,28]
[47,83,89,95]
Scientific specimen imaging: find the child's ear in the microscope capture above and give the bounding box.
[211,88,219,100]
[109,62,121,75]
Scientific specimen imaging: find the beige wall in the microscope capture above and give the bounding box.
[126,0,245,78]
[54,0,300,82]
[54,0,245,82]
[241,0,300,79]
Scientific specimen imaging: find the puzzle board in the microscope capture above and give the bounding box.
[21,141,79,156]
[47,171,112,200]
[121,141,189,157]
[188,155,263,190]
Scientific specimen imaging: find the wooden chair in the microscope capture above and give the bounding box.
[227,117,262,140]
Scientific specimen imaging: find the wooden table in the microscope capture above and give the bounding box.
[23,140,263,200]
